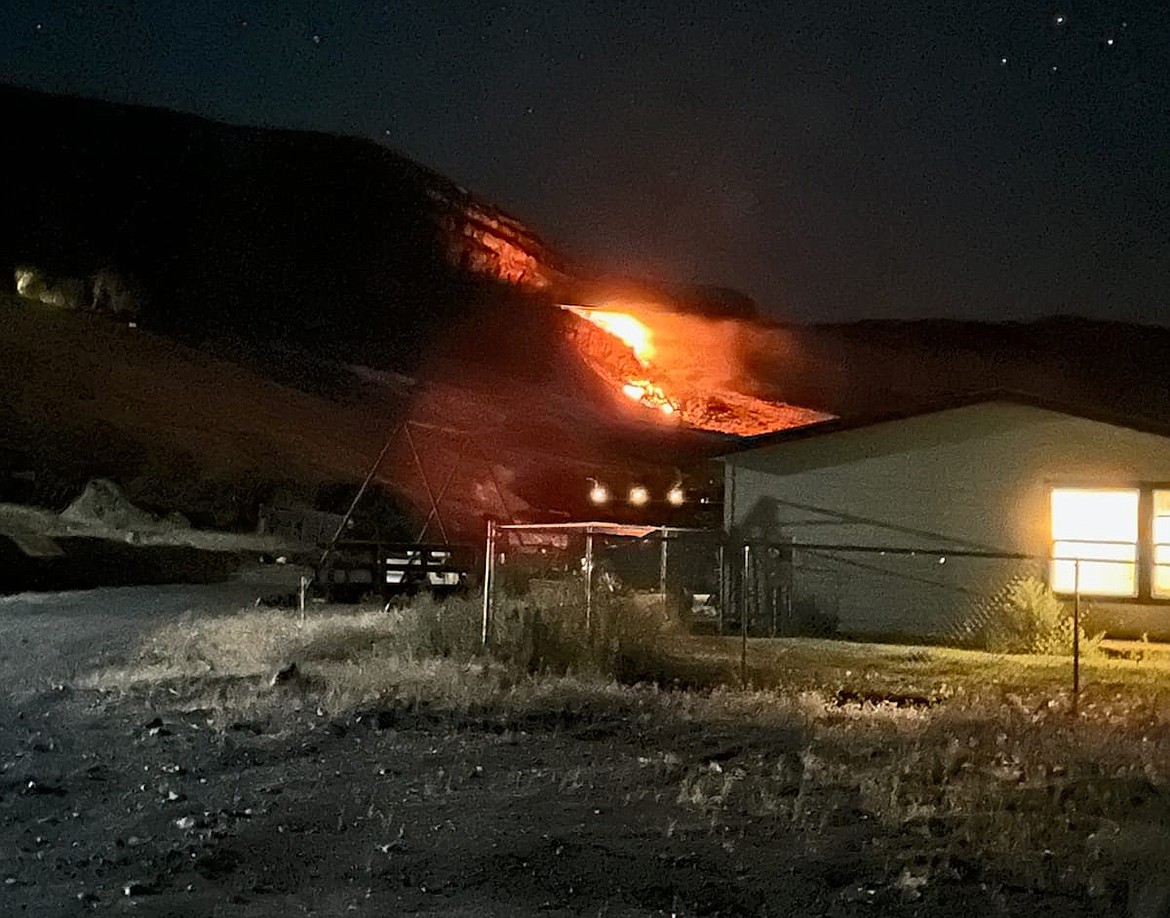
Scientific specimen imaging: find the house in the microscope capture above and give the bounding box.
[718,391,1170,641]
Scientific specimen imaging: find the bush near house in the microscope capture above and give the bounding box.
[965,576,1102,657]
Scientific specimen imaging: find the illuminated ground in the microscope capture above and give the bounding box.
[2,574,1167,915]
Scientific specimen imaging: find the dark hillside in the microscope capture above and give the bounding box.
[0,294,727,535]
[755,317,1170,424]
[0,85,565,369]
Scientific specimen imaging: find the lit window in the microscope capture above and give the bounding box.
[1155,490,1170,599]
[1050,488,1138,597]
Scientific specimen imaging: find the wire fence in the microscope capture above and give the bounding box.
[733,540,1136,647]
[734,541,1040,644]
[480,523,1136,709]
[480,522,723,644]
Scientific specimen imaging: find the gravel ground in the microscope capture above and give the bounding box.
[0,571,1106,916]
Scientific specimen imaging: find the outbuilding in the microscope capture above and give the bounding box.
[719,392,1170,641]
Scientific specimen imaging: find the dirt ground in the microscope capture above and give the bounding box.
[0,572,1113,916]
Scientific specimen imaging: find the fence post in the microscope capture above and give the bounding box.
[585,531,594,638]
[659,535,668,600]
[741,543,750,687]
[481,520,496,647]
[1072,557,1081,715]
[717,543,726,635]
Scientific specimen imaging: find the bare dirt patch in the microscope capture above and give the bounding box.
[3,579,1169,915]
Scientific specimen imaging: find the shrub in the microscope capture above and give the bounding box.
[596,592,681,682]
[969,575,1101,656]
[488,576,680,681]
[380,592,483,660]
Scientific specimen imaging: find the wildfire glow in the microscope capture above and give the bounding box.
[559,300,832,436]
[564,307,655,365]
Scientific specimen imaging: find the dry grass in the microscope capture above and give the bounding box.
[79,595,1170,909]
[668,688,1170,908]
[80,594,489,717]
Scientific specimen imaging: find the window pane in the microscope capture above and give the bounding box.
[1155,491,1170,599]
[1051,488,1139,542]
[1050,489,1139,597]
[1052,542,1136,596]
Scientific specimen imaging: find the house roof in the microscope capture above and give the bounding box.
[719,389,1170,459]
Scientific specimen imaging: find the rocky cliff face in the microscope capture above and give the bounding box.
[0,86,763,365]
[426,187,564,292]
[1,87,571,366]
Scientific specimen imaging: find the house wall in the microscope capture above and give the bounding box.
[724,403,1170,639]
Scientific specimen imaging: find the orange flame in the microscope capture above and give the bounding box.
[563,307,655,365]
[623,378,677,415]
[560,301,830,435]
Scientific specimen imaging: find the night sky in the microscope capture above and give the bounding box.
[3,2,1168,325]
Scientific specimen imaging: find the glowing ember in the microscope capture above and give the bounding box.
[625,378,676,415]
[563,307,655,365]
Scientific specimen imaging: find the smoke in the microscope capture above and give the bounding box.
[632,309,758,393]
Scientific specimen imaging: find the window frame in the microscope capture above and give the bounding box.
[1153,489,1170,600]
[1048,481,1170,604]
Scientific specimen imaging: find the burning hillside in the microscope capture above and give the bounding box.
[1,87,835,539]
[560,304,829,437]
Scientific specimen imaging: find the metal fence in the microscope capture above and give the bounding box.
[734,541,1035,642]
[480,522,724,644]
[732,540,1127,647]
[481,526,1121,644]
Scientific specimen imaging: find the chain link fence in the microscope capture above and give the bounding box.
[482,525,1116,646]
[732,541,1125,649]
[480,523,724,654]
[481,523,1117,703]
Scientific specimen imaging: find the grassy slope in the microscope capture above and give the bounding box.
[0,297,726,535]
[0,298,392,508]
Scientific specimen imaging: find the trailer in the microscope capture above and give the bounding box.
[315,539,470,602]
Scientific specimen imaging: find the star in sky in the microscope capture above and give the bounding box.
[1,0,1167,325]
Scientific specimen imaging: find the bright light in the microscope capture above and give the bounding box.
[589,483,609,505]
[628,485,649,507]
[666,486,685,507]
[622,383,645,401]
[1050,488,1138,596]
[661,403,675,415]
[562,306,655,365]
